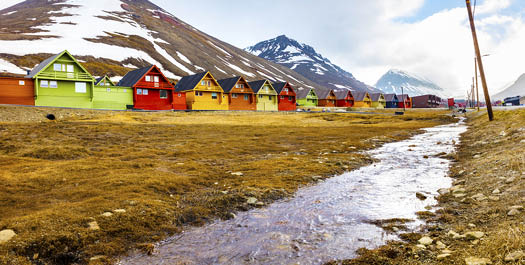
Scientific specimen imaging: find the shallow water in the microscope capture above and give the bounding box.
[120,119,467,265]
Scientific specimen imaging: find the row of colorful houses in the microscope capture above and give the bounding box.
[0,50,430,111]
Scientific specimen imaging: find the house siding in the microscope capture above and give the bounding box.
[92,85,133,110]
[0,77,34,105]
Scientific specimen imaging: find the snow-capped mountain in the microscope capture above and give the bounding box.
[0,0,322,91]
[375,69,446,97]
[493,73,525,100]
[245,35,379,93]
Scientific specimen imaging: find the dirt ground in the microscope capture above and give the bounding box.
[329,108,525,265]
[0,105,453,264]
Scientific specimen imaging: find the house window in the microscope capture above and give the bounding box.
[232,93,238,98]
[259,95,263,99]
[145,76,152,82]
[284,88,288,92]
[280,96,285,100]
[269,95,273,100]
[160,90,168,99]
[178,93,182,97]
[75,82,87,93]
[201,80,206,86]
[40,80,49,88]
[236,84,244,89]
[137,89,143,95]
[207,81,211,86]
[50,81,58,88]
[244,94,249,101]
[53,64,62,71]
[211,92,218,99]
[19,80,25,86]
[66,65,74,73]
[154,76,159,83]
[143,89,149,95]
[289,96,293,101]
[123,89,127,93]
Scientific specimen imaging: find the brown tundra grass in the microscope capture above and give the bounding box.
[0,106,453,264]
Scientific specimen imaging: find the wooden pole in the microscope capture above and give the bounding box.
[475,58,480,110]
[466,0,494,121]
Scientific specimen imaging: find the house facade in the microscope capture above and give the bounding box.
[296,87,318,108]
[317,89,337,107]
[273,82,297,111]
[384,94,399,108]
[248,80,278,111]
[353,92,372,108]
[93,75,133,110]
[119,65,179,110]
[397,94,413,108]
[217,76,256,111]
[175,71,228,111]
[412,94,442,108]
[334,90,354,107]
[370,93,386,109]
[0,76,34,106]
[26,50,95,109]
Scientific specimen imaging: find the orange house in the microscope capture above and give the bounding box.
[317,89,337,107]
[217,76,256,111]
[0,76,34,105]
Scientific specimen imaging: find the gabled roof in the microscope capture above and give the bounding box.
[384,94,399,102]
[370,93,385,102]
[118,65,154,87]
[26,50,93,80]
[174,71,209,92]
[398,94,411,101]
[248,80,274,94]
[334,90,353,100]
[95,75,115,86]
[354,91,370,101]
[317,88,335,100]
[272,82,295,95]
[217,76,252,94]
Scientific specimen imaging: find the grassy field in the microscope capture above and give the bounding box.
[0,106,454,264]
[332,108,525,265]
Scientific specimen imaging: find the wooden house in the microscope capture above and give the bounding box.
[296,87,318,108]
[273,82,297,111]
[384,94,399,108]
[0,76,34,105]
[93,75,133,110]
[370,93,386,109]
[174,71,228,110]
[247,80,278,111]
[26,50,95,109]
[397,94,413,108]
[334,90,354,107]
[317,89,337,107]
[412,94,442,108]
[353,92,372,108]
[217,76,256,111]
[118,65,181,110]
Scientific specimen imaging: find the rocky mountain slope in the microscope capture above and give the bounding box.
[0,0,322,91]
[246,35,379,93]
[375,69,446,97]
[493,73,525,100]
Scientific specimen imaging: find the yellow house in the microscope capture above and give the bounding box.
[370,93,386,109]
[247,80,278,111]
[353,91,372,108]
[174,71,228,110]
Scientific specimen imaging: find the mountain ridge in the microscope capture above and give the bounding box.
[493,73,525,100]
[375,69,446,97]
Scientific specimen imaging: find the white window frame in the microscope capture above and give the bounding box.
[145,76,152,82]
[154,76,159,83]
[53,64,62,72]
[137,89,143,95]
[66,65,74,73]
[40,80,49,88]
[49,81,58,88]
[75,82,87,93]
[232,93,238,98]
[19,80,25,86]
[211,92,218,99]
[143,89,149,95]
[160,90,168,99]
[284,88,288,92]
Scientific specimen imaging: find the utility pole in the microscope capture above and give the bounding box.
[402,86,406,111]
[474,58,480,110]
[466,0,494,121]
[472,77,475,108]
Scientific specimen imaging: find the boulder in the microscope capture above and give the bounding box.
[88,221,100,231]
[246,197,258,205]
[465,231,485,240]
[504,251,525,262]
[505,177,516,184]
[101,212,113,217]
[436,241,446,249]
[507,209,521,216]
[416,192,428,200]
[418,236,433,246]
[437,253,451,260]
[114,209,126,213]
[465,257,492,265]
[231,172,244,176]
[0,229,16,244]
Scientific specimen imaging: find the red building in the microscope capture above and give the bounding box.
[272,82,297,111]
[334,90,354,107]
[397,94,412,109]
[118,65,186,110]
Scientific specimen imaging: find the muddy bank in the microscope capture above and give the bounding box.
[332,109,525,265]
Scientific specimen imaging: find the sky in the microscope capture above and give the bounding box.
[1,0,524,97]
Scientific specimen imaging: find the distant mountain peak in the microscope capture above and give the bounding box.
[375,69,446,97]
[246,35,378,93]
[493,73,525,100]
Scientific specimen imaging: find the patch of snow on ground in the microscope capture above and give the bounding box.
[176,51,192,65]
[291,64,299,70]
[280,55,314,63]
[0,58,27,74]
[215,66,227,75]
[241,60,251,67]
[2,11,17,15]
[224,63,255,77]
[123,64,135,68]
[282,45,301,54]
[208,41,231,57]
[267,64,302,84]
[256,70,274,81]
[195,66,205,71]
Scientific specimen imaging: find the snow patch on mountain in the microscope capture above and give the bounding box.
[375,69,447,97]
[493,73,525,100]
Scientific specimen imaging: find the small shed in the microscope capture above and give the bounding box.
[370,93,386,109]
[0,76,34,105]
[217,76,256,111]
[248,80,278,111]
[353,92,372,108]
[334,90,354,107]
[317,89,336,107]
[384,94,399,108]
[296,87,318,108]
[273,82,297,111]
[174,71,228,110]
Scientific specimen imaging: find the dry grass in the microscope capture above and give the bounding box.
[330,108,525,265]
[0,106,453,264]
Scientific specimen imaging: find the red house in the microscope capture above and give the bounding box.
[397,94,413,109]
[272,82,297,111]
[334,90,354,107]
[118,65,186,110]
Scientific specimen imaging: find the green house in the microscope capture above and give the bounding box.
[93,75,133,110]
[296,87,318,108]
[26,50,95,109]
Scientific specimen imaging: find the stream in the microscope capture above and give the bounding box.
[119,119,467,265]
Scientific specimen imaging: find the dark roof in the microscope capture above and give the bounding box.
[370,93,384,101]
[295,87,313,99]
[334,90,351,100]
[217,76,241,93]
[247,80,268,93]
[398,94,411,101]
[26,52,63,78]
[317,88,334,100]
[174,71,208,92]
[117,65,153,87]
[354,91,369,101]
[384,94,399,102]
[272,82,289,94]
[95,76,104,85]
